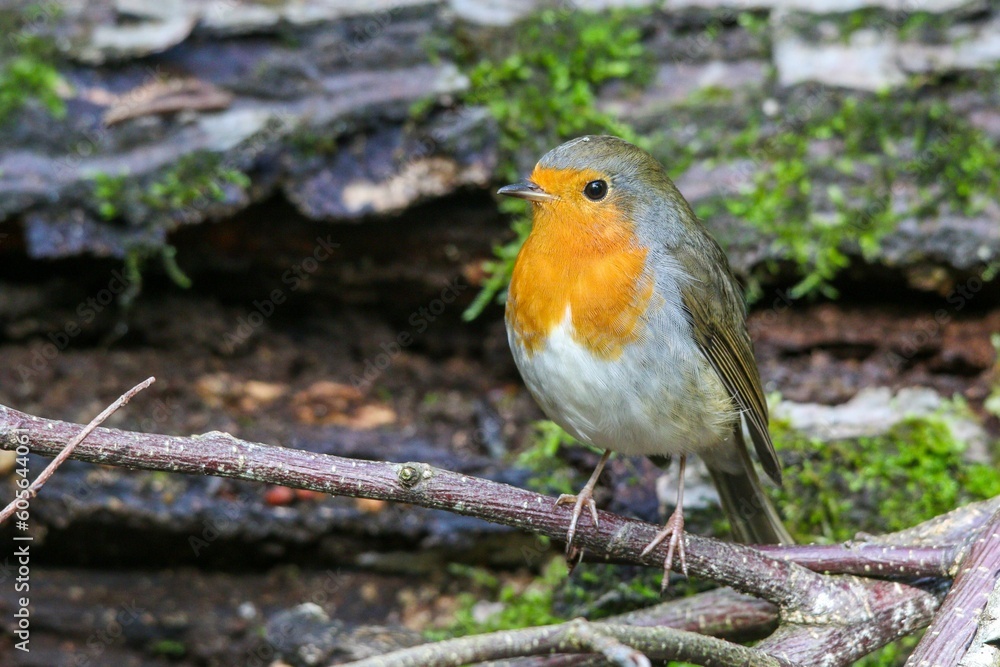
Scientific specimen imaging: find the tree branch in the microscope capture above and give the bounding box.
[906,505,1000,665]
[753,542,953,578]
[460,588,780,667]
[0,404,838,606]
[341,618,792,667]
[1,402,995,665]
[0,377,154,524]
[755,578,940,666]
[0,405,969,587]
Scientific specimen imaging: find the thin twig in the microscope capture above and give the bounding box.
[340,618,790,667]
[0,377,155,525]
[487,588,779,667]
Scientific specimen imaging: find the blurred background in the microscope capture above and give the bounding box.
[0,0,999,664]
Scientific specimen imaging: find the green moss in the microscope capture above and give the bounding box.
[514,420,586,496]
[88,153,250,223]
[0,8,66,125]
[288,127,342,156]
[159,244,192,289]
[458,9,651,179]
[702,91,1000,300]
[683,85,736,106]
[736,10,769,37]
[149,639,186,657]
[986,334,1000,419]
[461,211,529,322]
[837,8,892,40]
[426,558,569,640]
[457,27,1000,307]
[558,562,708,621]
[0,52,65,123]
[121,246,145,306]
[791,7,951,45]
[770,403,1000,543]
[449,8,653,320]
[855,633,922,667]
[897,11,953,42]
[145,153,250,212]
[89,171,129,220]
[119,243,192,308]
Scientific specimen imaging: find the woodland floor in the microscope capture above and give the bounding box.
[0,193,998,665]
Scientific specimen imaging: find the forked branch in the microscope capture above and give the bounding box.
[1,400,996,666]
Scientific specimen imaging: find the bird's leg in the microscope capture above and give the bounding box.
[640,454,688,589]
[555,449,611,553]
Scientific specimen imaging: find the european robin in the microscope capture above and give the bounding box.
[499,135,792,583]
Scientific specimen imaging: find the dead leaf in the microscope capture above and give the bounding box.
[291,381,396,429]
[195,373,287,412]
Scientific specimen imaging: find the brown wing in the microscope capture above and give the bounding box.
[679,253,782,486]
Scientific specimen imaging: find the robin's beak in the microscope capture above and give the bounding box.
[497,180,555,202]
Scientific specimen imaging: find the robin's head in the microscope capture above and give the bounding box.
[501,136,666,359]
[498,136,692,240]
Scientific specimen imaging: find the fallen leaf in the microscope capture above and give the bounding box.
[195,373,287,412]
[291,381,396,429]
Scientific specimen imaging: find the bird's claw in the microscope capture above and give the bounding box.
[555,491,599,553]
[640,508,687,592]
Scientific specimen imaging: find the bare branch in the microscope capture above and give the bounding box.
[755,579,940,667]
[0,402,995,665]
[494,588,780,667]
[750,542,951,578]
[613,587,778,638]
[958,576,1000,667]
[0,403,942,610]
[870,498,1000,549]
[907,506,1000,666]
[340,618,791,667]
[0,377,155,525]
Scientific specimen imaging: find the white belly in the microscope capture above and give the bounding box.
[508,308,736,458]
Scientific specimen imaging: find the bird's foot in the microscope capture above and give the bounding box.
[555,489,600,554]
[640,507,687,591]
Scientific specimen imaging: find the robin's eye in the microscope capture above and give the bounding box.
[583,180,608,201]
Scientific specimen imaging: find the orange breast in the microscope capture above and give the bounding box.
[506,168,653,361]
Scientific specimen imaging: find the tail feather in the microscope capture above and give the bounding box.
[707,434,793,545]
